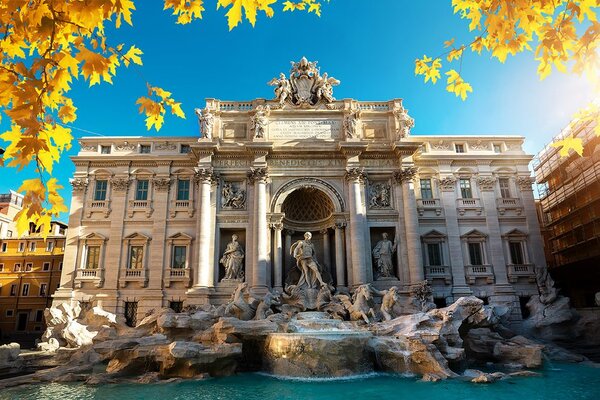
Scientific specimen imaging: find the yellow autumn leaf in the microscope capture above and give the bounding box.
[123,45,143,67]
[551,136,584,156]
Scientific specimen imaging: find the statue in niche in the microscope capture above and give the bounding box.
[343,110,359,138]
[372,232,397,279]
[220,234,245,281]
[369,183,391,208]
[196,108,214,139]
[290,232,327,289]
[250,105,269,138]
[268,73,292,105]
[222,182,246,209]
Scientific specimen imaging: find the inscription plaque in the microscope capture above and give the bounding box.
[269,119,342,140]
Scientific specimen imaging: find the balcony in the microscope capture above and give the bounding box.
[507,263,536,283]
[170,199,194,218]
[85,200,111,218]
[457,198,483,216]
[424,265,452,284]
[164,267,192,288]
[74,268,104,288]
[465,264,494,284]
[127,200,153,218]
[496,198,523,216]
[119,268,148,288]
[416,198,443,217]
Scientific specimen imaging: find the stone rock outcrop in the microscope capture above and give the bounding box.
[0,343,21,372]
[210,317,279,344]
[524,295,579,341]
[492,335,544,368]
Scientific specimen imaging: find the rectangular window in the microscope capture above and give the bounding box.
[135,180,149,201]
[85,246,100,269]
[468,242,483,265]
[420,179,433,199]
[140,144,151,154]
[46,241,54,252]
[6,309,14,317]
[129,246,144,269]
[29,242,36,251]
[35,309,44,322]
[39,284,47,297]
[7,230,12,238]
[0,263,3,271]
[499,178,511,199]
[18,242,24,252]
[1,243,6,252]
[172,246,187,269]
[25,263,32,272]
[455,144,465,153]
[42,262,50,271]
[180,144,191,154]
[100,145,111,154]
[14,263,21,272]
[22,283,29,296]
[460,179,472,198]
[10,284,17,296]
[177,179,190,201]
[509,241,525,265]
[427,243,443,266]
[94,180,108,201]
[493,144,502,153]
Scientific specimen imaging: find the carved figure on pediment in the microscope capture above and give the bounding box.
[115,142,135,151]
[220,234,245,281]
[369,182,391,208]
[195,108,214,139]
[222,182,246,209]
[81,144,97,152]
[268,73,292,105]
[372,232,397,279]
[314,72,339,103]
[250,105,269,139]
[393,107,414,138]
[343,110,360,138]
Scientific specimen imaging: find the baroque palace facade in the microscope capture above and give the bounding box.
[54,59,543,325]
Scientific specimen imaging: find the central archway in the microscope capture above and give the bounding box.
[281,187,334,231]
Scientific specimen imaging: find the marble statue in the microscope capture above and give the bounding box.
[535,266,558,305]
[314,72,339,103]
[254,290,281,320]
[410,280,436,312]
[290,232,327,289]
[339,284,377,324]
[250,105,269,139]
[268,73,292,105]
[220,235,245,281]
[223,282,255,320]
[369,183,391,208]
[222,182,246,209]
[343,111,359,138]
[380,286,401,321]
[372,233,397,279]
[196,108,214,139]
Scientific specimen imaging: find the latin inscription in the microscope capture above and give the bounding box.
[269,159,345,168]
[269,119,341,139]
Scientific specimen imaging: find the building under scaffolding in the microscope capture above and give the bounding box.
[534,117,600,308]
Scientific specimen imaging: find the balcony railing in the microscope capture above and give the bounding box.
[424,265,452,284]
[75,268,104,288]
[169,199,194,217]
[85,200,111,218]
[465,264,494,284]
[457,198,483,216]
[127,199,153,218]
[164,267,192,288]
[507,263,536,283]
[416,198,443,216]
[119,268,148,288]
[496,198,523,215]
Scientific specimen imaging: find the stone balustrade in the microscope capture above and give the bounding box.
[507,263,536,283]
[424,265,452,284]
[496,198,523,215]
[465,264,495,284]
[416,198,443,216]
[456,198,483,216]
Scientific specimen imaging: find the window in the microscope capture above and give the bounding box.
[177,179,190,201]
[140,144,151,154]
[46,241,54,252]
[0,263,3,271]
[13,263,21,272]
[39,284,47,297]
[6,309,14,317]
[25,263,33,271]
[493,144,502,153]
[124,301,138,327]
[180,144,191,154]
[459,179,472,198]
[10,285,17,296]
[29,242,36,251]
[6,230,12,238]
[18,242,24,252]
[22,283,29,296]
[100,145,111,154]
[170,301,183,313]
[1,243,7,252]
[35,309,44,322]
[128,246,144,269]
[94,180,108,201]
[85,246,101,269]
[427,243,443,266]
[42,262,50,271]
[499,178,511,199]
[172,246,187,269]
[455,144,465,153]
[509,241,525,264]
[420,179,433,199]
[468,242,483,265]
[135,180,149,201]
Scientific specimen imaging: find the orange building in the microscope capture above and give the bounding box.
[0,191,67,343]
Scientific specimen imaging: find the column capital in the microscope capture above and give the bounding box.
[110,177,130,192]
[320,229,329,235]
[247,167,269,184]
[70,178,89,192]
[437,176,457,192]
[477,176,496,191]
[153,177,172,192]
[344,167,367,183]
[270,222,284,231]
[392,166,417,184]
[517,176,535,191]
[335,221,347,229]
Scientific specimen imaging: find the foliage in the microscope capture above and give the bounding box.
[0,0,327,237]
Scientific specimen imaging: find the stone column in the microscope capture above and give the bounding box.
[392,173,409,285]
[271,222,284,292]
[518,176,548,269]
[438,176,472,297]
[248,167,269,292]
[345,168,368,286]
[334,222,346,288]
[285,230,293,279]
[321,229,331,271]
[395,167,424,284]
[195,168,215,288]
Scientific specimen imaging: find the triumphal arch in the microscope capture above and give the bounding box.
[55,59,543,324]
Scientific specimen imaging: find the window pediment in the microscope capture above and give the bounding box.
[461,229,487,240]
[502,229,527,239]
[124,232,151,242]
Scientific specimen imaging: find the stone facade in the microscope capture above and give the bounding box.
[53,59,541,326]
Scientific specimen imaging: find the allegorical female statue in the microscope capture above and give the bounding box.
[290,232,327,289]
[220,234,245,281]
[372,232,397,278]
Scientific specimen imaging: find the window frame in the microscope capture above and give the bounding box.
[498,177,511,199]
[128,245,145,270]
[10,284,17,296]
[455,143,465,153]
[100,145,111,154]
[139,144,151,154]
[180,144,191,154]
[39,283,47,297]
[172,245,187,269]
[22,283,30,296]
[419,178,433,199]
[459,178,473,198]
[94,180,108,201]
[176,179,190,201]
[135,179,149,201]
[85,245,101,270]
[42,262,50,271]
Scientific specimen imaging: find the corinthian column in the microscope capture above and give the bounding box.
[248,167,269,293]
[334,222,346,288]
[345,168,368,286]
[394,167,424,283]
[271,222,284,291]
[195,168,215,288]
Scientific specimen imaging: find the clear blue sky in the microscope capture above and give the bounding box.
[0,1,595,222]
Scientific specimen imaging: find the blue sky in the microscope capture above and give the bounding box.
[0,0,595,221]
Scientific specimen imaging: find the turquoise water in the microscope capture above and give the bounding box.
[2,364,599,400]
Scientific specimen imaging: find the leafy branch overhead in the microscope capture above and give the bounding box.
[0,0,328,237]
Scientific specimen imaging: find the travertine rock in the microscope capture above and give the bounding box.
[524,295,578,341]
[0,343,21,371]
[493,336,544,368]
[211,317,279,344]
[36,338,60,353]
[62,320,98,348]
